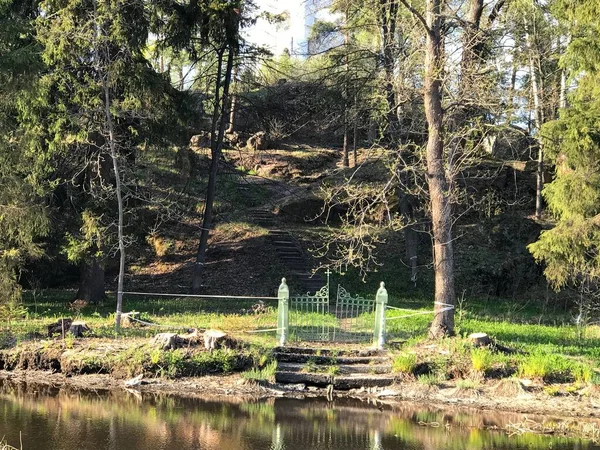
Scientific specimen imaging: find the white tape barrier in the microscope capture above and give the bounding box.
[385,302,455,321]
[121,291,278,300]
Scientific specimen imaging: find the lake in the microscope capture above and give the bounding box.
[1,380,598,450]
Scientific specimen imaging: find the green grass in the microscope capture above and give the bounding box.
[241,360,278,383]
[456,378,481,390]
[14,290,280,345]
[417,373,444,386]
[7,288,600,389]
[392,353,417,374]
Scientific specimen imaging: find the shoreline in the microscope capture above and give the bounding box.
[2,368,599,421]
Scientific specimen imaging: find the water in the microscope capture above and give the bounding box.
[0,380,598,450]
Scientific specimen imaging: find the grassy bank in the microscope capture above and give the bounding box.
[1,289,599,393]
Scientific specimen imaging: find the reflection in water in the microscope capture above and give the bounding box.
[0,380,598,450]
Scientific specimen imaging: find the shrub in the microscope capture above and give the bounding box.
[146,233,173,257]
[571,364,594,384]
[471,347,494,373]
[392,353,417,374]
[517,352,555,379]
[517,352,588,382]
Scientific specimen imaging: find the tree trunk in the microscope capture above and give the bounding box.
[342,6,350,168]
[192,46,235,293]
[423,0,456,339]
[399,195,419,284]
[227,65,239,133]
[525,24,544,220]
[353,94,358,167]
[380,0,399,133]
[77,257,105,303]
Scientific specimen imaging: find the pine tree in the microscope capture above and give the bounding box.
[529,0,600,291]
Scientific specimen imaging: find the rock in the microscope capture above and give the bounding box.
[124,374,144,387]
[152,333,180,350]
[469,332,492,347]
[68,321,90,338]
[251,300,268,314]
[47,318,73,338]
[377,389,399,397]
[246,131,268,151]
[225,131,240,146]
[203,329,228,352]
[190,132,210,149]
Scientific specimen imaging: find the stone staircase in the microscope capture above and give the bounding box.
[273,347,395,390]
[248,208,325,293]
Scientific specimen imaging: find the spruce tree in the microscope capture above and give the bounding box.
[529,0,600,291]
[0,0,48,309]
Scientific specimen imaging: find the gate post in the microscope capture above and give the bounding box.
[277,278,289,346]
[373,281,388,349]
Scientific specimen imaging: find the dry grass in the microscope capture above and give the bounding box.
[491,378,528,397]
[507,418,600,442]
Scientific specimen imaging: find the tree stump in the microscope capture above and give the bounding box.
[203,329,228,352]
[152,333,180,350]
[469,332,492,347]
[68,321,90,338]
[121,312,141,328]
[179,328,201,346]
[47,318,73,338]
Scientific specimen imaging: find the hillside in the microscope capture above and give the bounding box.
[73,139,552,307]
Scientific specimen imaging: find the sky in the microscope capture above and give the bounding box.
[245,0,336,56]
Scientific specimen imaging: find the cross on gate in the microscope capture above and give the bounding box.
[325,268,332,300]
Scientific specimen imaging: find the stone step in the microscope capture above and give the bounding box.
[284,262,306,267]
[277,362,391,375]
[277,251,303,256]
[275,371,395,389]
[274,353,391,365]
[274,347,385,357]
